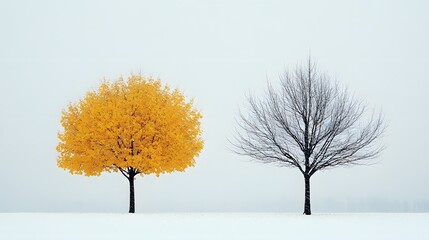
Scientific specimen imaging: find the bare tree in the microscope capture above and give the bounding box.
[231,59,384,215]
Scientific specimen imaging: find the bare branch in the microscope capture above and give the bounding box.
[231,59,385,178]
[117,166,129,179]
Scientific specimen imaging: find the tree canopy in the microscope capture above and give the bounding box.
[57,75,204,178]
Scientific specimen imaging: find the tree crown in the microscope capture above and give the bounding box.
[232,60,384,176]
[57,75,204,177]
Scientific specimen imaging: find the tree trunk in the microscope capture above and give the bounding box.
[303,175,311,215]
[129,176,135,213]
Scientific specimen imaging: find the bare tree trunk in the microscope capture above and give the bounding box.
[129,176,135,213]
[304,175,311,215]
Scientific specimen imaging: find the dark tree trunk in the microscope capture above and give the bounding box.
[303,175,311,215]
[128,176,135,213]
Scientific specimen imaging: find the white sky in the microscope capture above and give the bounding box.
[0,0,428,212]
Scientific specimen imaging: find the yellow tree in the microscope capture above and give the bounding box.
[57,75,204,213]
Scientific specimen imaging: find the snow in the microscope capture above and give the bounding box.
[0,213,427,239]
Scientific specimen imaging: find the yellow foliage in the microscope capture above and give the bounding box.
[57,75,204,177]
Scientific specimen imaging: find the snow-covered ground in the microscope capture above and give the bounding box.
[0,213,427,239]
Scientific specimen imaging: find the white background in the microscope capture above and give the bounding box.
[0,0,428,212]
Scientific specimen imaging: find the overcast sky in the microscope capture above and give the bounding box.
[1,0,428,213]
